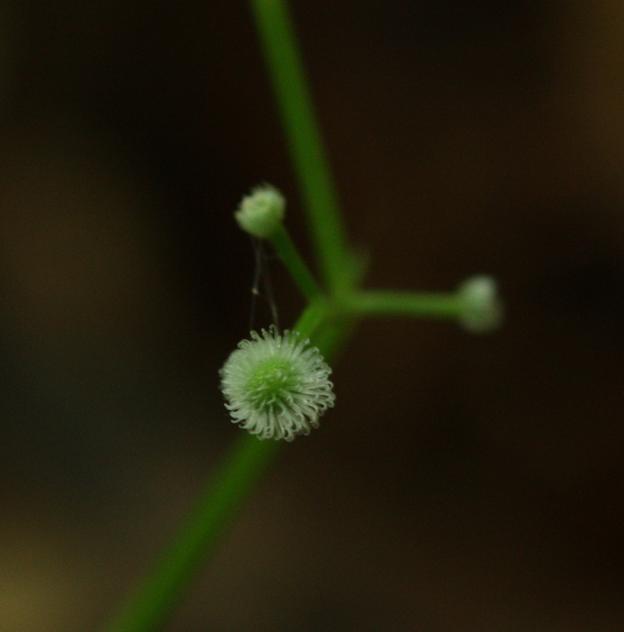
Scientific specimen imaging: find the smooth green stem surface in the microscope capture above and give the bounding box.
[293,299,329,338]
[343,290,462,320]
[270,224,322,302]
[250,0,348,293]
[106,434,279,632]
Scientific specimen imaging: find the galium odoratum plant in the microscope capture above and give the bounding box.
[107,1,504,630]
[220,183,501,441]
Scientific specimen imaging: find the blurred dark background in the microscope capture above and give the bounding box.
[2,1,624,630]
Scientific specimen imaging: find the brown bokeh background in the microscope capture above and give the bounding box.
[2,1,624,630]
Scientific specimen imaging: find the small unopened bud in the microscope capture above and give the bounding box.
[458,275,503,333]
[235,184,285,238]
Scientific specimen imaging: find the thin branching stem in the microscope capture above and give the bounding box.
[342,290,462,320]
[269,224,323,302]
[250,0,350,293]
[106,1,497,629]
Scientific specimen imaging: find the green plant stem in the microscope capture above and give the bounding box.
[250,0,349,293]
[269,224,322,302]
[106,434,279,632]
[343,290,462,320]
[106,306,346,632]
[108,3,359,628]
[293,299,329,338]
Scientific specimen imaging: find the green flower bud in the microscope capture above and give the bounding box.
[235,185,285,238]
[458,275,503,333]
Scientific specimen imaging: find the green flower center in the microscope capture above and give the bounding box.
[246,357,300,409]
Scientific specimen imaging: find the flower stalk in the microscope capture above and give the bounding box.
[249,0,350,293]
[107,1,503,630]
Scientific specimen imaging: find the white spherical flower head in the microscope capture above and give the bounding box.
[458,275,503,333]
[235,185,285,238]
[220,327,335,441]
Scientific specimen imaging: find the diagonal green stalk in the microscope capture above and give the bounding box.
[106,304,347,632]
[342,290,462,320]
[250,0,349,294]
[292,297,329,338]
[105,434,279,632]
[269,224,323,303]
